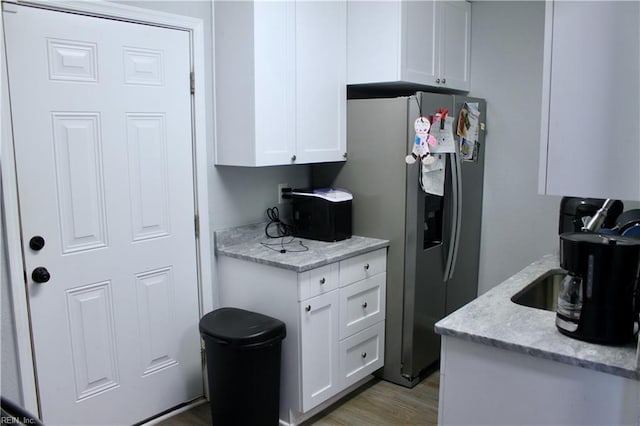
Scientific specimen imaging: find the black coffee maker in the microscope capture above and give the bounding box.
[556,232,640,344]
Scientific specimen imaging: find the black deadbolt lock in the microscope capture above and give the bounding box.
[32,267,50,284]
[29,236,45,251]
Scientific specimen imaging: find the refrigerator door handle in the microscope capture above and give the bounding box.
[448,150,463,281]
[443,152,459,282]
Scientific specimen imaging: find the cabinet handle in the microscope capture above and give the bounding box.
[305,305,311,312]
[320,277,326,285]
[364,263,370,271]
[436,78,441,84]
[361,352,367,359]
[291,154,297,162]
[442,78,446,84]
[343,152,348,159]
[362,301,368,309]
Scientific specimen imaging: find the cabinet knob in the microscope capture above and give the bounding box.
[361,352,367,359]
[442,78,446,84]
[305,305,311,312]
[320,277,326,285]
[364,263,370,271]
[343,152,348,159]
[436,78,441,84]
[291,155,297,162]
[362,301,368,309]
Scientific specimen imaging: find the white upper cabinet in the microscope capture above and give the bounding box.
[347,0,470,92]
[539,1,640,200]
[213,1,347,167]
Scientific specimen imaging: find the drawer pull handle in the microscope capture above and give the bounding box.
[361,352,367,359]
[364,263,370,271]
[305,305,311,312]
[362,302,368,309]
[320,277,326,285]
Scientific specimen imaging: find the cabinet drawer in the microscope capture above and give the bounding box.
[339,248,386,287]
[339,273,386,339]
[339,321,385,388]
[299,263,339,301]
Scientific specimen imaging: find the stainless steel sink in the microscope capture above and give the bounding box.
[510,270,567,311]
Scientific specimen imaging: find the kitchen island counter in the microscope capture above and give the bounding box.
[435,254,639,425]
[215,222,389,272]
[435,254,639,380]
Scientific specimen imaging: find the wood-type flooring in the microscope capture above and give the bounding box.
[156,370,440,426]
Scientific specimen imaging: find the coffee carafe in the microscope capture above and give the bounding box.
[557,232,640,345]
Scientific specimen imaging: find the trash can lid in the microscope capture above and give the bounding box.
[199,307,286,346]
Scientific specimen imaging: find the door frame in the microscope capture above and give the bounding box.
[0,0,213,415]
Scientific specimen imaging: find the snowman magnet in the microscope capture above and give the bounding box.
[405,117,437,165]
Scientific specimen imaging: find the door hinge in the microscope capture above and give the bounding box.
[190,71,195,95]
[194,213,200,239]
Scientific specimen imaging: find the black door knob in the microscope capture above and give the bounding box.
[32,267,50,283]
[29,236,45,251]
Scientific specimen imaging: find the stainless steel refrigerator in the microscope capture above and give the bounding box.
[312,92,486,387]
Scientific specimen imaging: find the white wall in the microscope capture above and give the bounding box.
[470,1,561,294]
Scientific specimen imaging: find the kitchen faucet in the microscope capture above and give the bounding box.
[582,199,616,232]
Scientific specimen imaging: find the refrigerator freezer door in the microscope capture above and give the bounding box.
[401,92,454,382]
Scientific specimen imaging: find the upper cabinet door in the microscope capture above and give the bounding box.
[213,1,347,167]
[295,1,347,164]
[438,1,471,91]
[402,0,439,86]
[347,0,471,92]
[539,1,640,200]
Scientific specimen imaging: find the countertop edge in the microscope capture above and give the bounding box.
[216,240,390,273]
[435,326,640,381]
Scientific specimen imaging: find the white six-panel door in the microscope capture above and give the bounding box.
[4,4,202,424]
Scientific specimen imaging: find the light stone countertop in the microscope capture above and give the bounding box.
[215,222,389,273]
[435,254,639,380]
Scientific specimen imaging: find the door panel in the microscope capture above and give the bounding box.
[126,114,171,241]
[66,281,119,401]
[4,5,201,424]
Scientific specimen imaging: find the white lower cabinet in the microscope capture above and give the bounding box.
[438,336,640,425]
[217,247,387,425]
[299,290,340,412]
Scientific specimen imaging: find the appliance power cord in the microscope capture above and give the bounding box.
[262,207,308,253]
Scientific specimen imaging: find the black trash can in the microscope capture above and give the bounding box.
[199,307,286,425]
